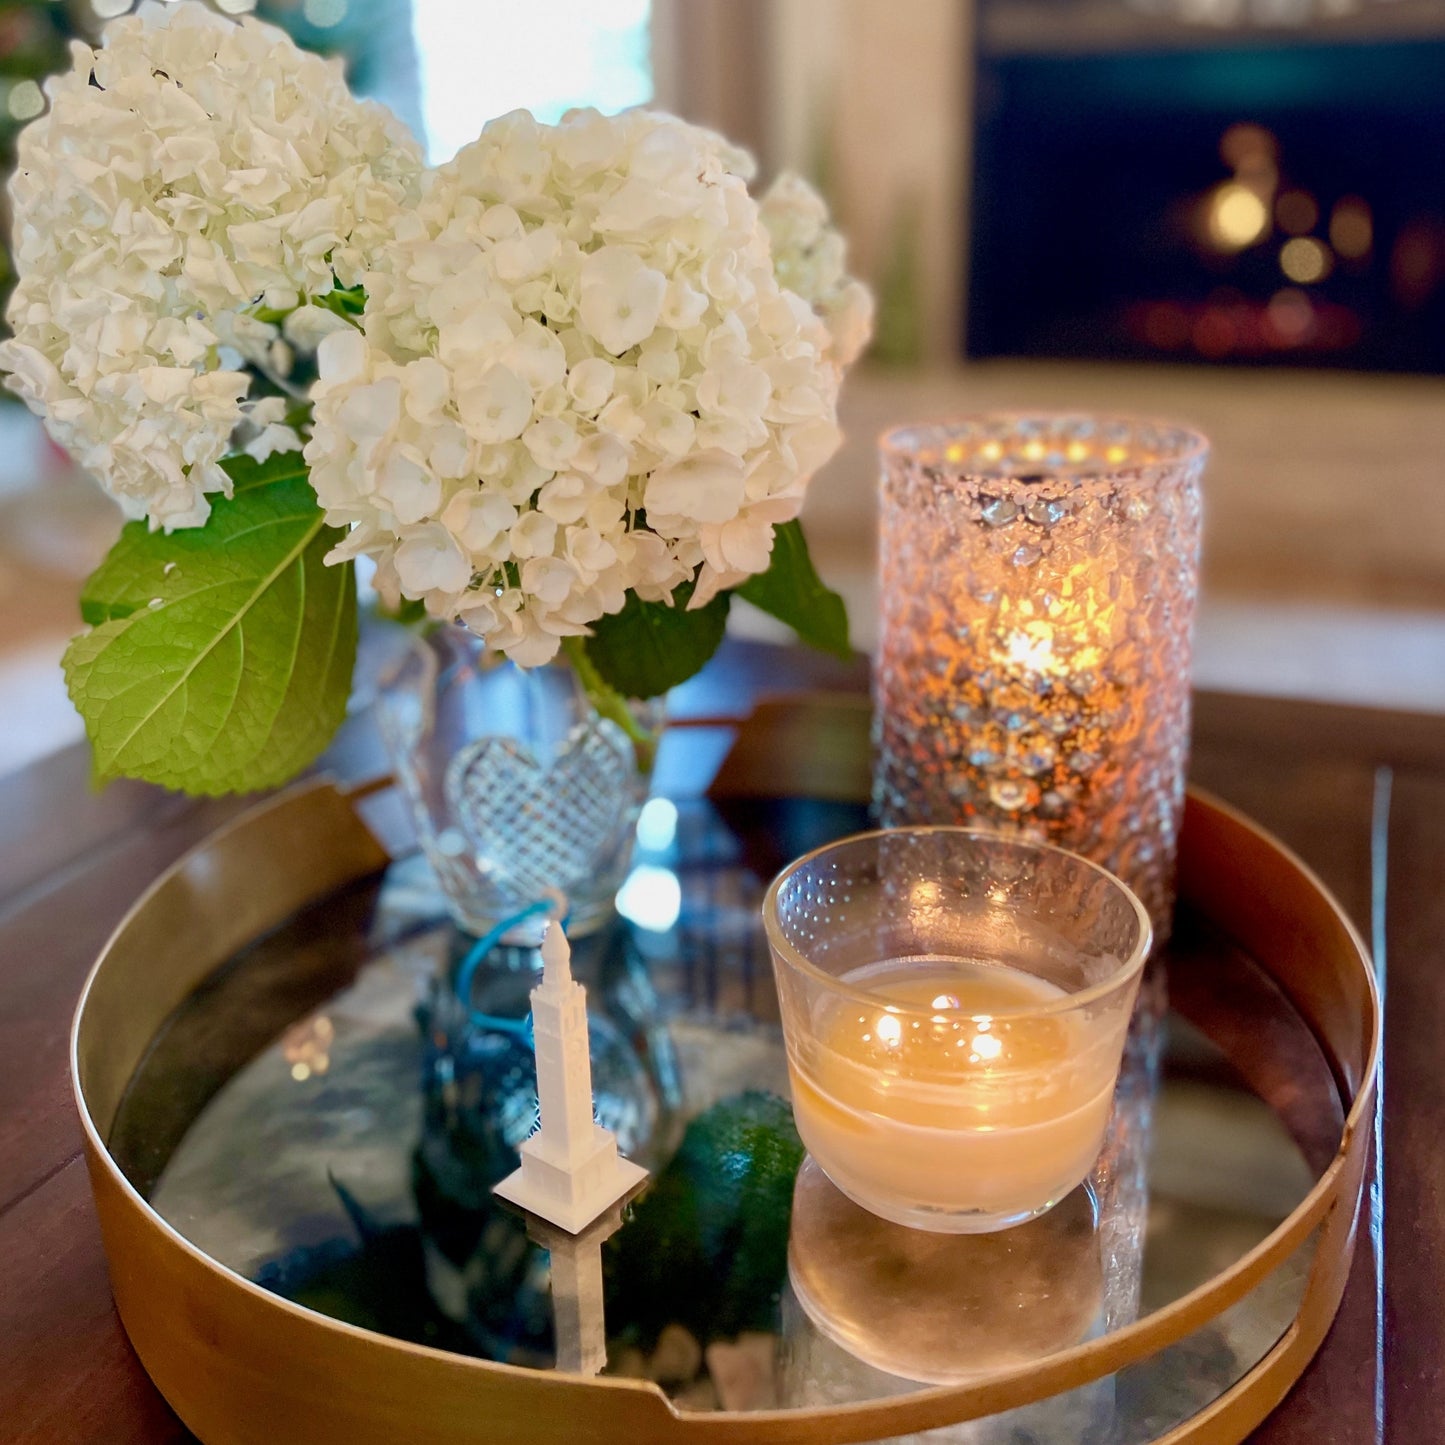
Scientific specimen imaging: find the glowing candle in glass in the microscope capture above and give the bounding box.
[873,415,1206,939]
[763,827,1150,1233]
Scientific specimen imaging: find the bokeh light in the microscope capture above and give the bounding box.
[1219,122,1278,175]
[1207,182,1270,251]
[1275,190,1319,236]
[1279,236,1333,285]
[6,81,44,123]
[1266,288,1315,345]
[634,797,678,853]
[1192,306,1240,358]
[1141,302,1190,350]
[1391,224,1442,309]
[1330,197,1373,260]
[303,0,348,25]
[615,864,681,933]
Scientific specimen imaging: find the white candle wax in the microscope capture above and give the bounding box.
[787,957,1119,1231]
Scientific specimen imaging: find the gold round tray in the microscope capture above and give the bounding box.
[71,708,1378,1445]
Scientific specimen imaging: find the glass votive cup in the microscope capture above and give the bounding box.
[763,827,1151,1234]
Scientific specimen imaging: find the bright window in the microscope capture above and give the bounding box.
[412,0,653,163]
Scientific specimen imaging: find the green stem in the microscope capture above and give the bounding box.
[562,635,657,774]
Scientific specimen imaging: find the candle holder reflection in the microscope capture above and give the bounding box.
[786,1157,1105,1385]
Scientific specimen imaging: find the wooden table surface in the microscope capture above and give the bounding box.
[1,639,1439,1444]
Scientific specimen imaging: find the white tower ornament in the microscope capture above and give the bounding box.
[493,922,648,1233]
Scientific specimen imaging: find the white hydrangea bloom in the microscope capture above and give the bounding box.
[306,108,870,667]
[760,172,875,370]
[0,1,422,529]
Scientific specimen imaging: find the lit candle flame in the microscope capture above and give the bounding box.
[1004,630,1056,673]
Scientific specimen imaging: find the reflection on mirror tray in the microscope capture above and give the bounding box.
[120,796,1322,1439]
[787,1158,1106,1386]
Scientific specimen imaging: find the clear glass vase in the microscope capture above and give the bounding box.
[375,624,660,939]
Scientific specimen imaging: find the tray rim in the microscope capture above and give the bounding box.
[69,716,1380,1445]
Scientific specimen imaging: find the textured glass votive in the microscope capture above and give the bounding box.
[873,415,1206,937]
[763,827,1151,1233]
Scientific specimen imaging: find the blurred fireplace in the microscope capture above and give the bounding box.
[966,21,1445,373]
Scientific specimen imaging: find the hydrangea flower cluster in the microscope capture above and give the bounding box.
[759,172,874,371]
[0,1,422,529]
[304,108,868,665]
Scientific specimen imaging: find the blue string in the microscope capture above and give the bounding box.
[454,898,566,1044]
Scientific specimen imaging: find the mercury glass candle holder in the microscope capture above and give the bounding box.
[873,414,1206,939]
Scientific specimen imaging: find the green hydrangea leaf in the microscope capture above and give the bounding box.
[65,451,357,796]
[736,520,851,659]
[582,580,730,700]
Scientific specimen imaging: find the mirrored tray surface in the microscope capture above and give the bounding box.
[106,787,1342,1444]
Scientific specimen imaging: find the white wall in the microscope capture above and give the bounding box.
[767,0,974,362]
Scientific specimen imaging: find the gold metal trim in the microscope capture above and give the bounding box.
[71,729,1379,1445]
